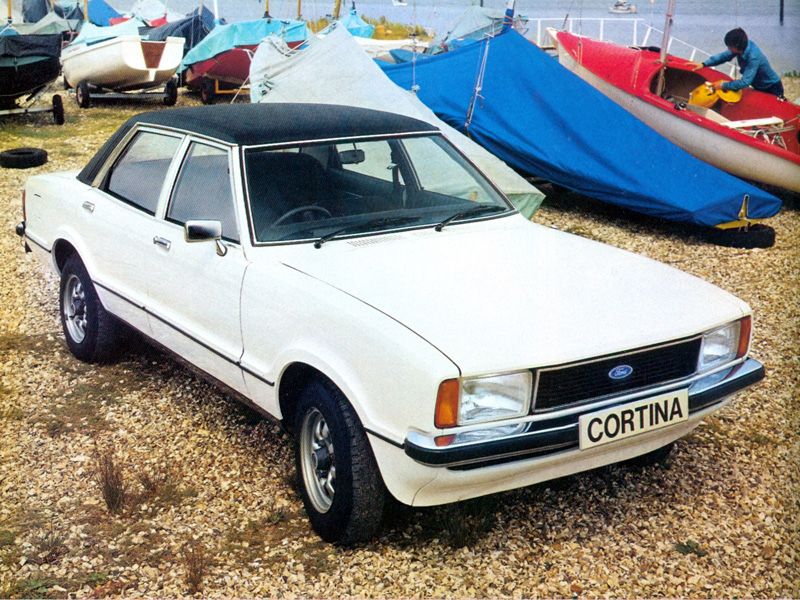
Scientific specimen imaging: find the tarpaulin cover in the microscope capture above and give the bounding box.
[146,7,214,55]
[339,9,374,39]
[381,30,781,226]
[249,26,544,217]
[85,0,122,26]
[10,11,78,35]
[0,32,61,58]
[181,18,307,71]
[70,19,141,46]
[23,0,81,22]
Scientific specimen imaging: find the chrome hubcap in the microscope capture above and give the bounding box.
[63,274,88,343]
[300,408,335,513]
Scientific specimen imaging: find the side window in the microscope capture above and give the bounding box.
[106,131,182,214]
[334,140,404,184]
[167,143,239,243]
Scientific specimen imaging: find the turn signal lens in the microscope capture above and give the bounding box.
[737,315,752,358]
[434,379,460,428]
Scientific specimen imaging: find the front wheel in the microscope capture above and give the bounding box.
[294,378,386,544]
[60,255,126,363]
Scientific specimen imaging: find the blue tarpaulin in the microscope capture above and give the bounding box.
[22,0,119,25]
[381,30,781,227]
[70,19,141,46]
[181,18,308,71]
[339,9,374,38]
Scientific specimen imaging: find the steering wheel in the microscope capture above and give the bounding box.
[270,205,332,228]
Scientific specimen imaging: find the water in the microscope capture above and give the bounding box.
[10,0,800,72]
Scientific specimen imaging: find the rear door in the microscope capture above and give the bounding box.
[87,127,185,334]
[145,138,249,395]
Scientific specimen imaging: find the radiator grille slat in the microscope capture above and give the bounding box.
[533,338,702,412]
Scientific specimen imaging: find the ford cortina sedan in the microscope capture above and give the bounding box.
[17,104,765,543]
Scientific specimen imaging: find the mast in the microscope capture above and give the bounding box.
[6,0,11,25]
[332,0,342,20]
[658,0,675,65]
[501,0,515,32]
[213,0,219,22]
[84,0,89,22]
[264,0,270,18]
[296,0,301,19]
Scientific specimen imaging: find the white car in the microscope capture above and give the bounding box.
[18,104,765,544]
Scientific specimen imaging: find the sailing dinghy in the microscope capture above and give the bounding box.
[549,30,800,194]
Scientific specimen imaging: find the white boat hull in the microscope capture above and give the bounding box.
[556,47,800,193]
[62,35,184,92]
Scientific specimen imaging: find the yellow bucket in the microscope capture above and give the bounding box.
[689,82,718,107]
[717,87,743,103]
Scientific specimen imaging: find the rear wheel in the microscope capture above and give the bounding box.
[60,255,126,363]
[294,378,386,544]
[76,80,91,109]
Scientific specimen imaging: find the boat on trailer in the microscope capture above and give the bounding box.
[0,3,65,124]
[61,20,184,107]
[548,30,800,194]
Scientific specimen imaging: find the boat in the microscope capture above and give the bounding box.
[609,1,637,14]
[379,28,782,233]
[1,1,65,123]
[181,18,307,103]
[549,29,800,193]
[61,19,184,107]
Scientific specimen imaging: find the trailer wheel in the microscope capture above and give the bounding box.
[0,147,48,169]
[200,78,216,105]
[163,78,178,106]
[52,94,65,125]
[76,80,91,109]
[706,224,776,249]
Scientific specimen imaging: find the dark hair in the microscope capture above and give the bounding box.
[724,28,748,52]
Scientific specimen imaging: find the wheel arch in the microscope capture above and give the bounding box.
[52,238,80,274]
[279,362,349,433]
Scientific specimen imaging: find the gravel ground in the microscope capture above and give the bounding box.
[0,83,798,598]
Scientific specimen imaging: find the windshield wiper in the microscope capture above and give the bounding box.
[314,216,420,249]
[434,204,508,232]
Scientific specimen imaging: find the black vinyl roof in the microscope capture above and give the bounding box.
[78,103,438,185]
[128,103,437,145]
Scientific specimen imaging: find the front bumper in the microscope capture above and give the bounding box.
[404,358,764,468]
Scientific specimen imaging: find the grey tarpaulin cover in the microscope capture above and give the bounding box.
[248,26,544,218]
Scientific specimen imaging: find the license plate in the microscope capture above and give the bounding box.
[578,389,689,450]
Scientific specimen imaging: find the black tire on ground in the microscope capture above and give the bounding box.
[0,147,48,169]
[52,94,65,125]
[293,378,386,544]
[59,254,126,363]
[199,78,216,105]
[76,80,91,109]
[163,78,178,106]
[705,223,776,249]
[624,442,675,469]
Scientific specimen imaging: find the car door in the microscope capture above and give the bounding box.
[86,127,185,335]
[145,138,249,396]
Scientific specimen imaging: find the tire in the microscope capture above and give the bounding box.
[293,378,386,544]
[59,255,126,363]
[0,147,47,169]
[705,224,775,249]
[52,94,65,125]
[163,78,178,106]
[76,80,91,109]
[199,78,216,105]
[624,442,674,469]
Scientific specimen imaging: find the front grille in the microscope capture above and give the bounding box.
[533,337,702,412]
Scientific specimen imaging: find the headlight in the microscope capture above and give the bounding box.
[698,317,751,372]
[434,371,532,428]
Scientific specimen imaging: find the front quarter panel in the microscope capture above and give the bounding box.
[239,258,459,439]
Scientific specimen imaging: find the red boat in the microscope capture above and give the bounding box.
[181,19,308,104]
[550,29,800,193]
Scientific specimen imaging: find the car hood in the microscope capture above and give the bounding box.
[278,216,748,374]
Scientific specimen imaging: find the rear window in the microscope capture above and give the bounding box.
[106,131,182,214]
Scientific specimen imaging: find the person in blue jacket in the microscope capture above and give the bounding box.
[690,28,785,99]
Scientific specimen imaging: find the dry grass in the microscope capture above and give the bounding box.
[94,445,126,515]
[181,540,208,595]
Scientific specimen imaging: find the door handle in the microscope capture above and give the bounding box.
[82,201,95,213]
[152,236,171,250]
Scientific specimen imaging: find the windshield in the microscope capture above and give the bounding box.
[244,134,513,244]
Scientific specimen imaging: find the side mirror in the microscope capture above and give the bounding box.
[184,220,227,256]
